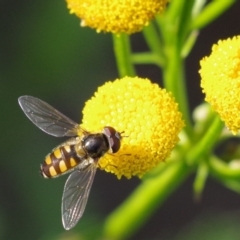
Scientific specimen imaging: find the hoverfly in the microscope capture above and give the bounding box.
[18,96,122,230]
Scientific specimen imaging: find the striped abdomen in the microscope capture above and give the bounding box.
[40,144,85,178]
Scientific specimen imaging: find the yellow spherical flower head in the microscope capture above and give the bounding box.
[66,0,168,34]
[81,77,184,179]
[200,36,240,135]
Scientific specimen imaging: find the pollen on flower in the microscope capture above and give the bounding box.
[65,0,168,34]
[81,77,184,179]
[199,36,240,135]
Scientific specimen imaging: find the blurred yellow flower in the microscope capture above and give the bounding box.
[81,76,184,178]
[200,36,240,135]
[66,0,168,34]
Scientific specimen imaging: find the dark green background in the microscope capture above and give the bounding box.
[1,1,240,239]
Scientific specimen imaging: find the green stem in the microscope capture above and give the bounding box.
[142,23,166,66]
[192,104,216,142]
[193,160,208,201]
[131,52,161,66]
[103,160,190,240]
[209,156,240,180]
[186,115,224,165]
[165,0,185,25]
[177,0,195,48]
[181,30,199,58]
[163,45,193,136]
[190,0,236,30]
[112,34,136,77]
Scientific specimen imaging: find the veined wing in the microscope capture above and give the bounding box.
[62,165,97,230]
[18,95,80,137]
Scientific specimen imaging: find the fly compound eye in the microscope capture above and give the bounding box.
[103,126,122,153]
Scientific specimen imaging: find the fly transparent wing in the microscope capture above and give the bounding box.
[62,165,97,230]
[18,95,80,137]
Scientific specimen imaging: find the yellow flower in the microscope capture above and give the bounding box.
[81,77,184,178]
[66,0,168,34]
[200,36,240,135]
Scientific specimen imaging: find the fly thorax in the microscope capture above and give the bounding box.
[82,133,109,158]
[75,143,87,158]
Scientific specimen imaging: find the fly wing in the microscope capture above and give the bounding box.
[61,166,97,230]
[18,95,80,137]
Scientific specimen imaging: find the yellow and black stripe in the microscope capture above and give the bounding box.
[40,145,83,178]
